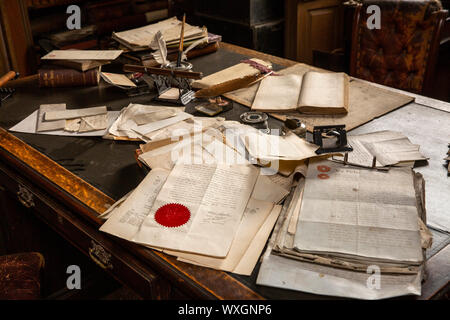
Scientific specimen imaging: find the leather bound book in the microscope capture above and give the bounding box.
[38,67,100,87]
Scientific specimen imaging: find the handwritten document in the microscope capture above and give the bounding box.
[293,160,423,264]
[133,163,259,257]
[99,168,170,240]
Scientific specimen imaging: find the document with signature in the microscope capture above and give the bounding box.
[133,162,259,257]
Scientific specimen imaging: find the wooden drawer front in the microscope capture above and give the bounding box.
[0,161,171,299]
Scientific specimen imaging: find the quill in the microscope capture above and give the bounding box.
[176,14,186,67]
[181,37,207,61]
[150,31,168,65]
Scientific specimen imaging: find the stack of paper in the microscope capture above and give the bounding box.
[257,159,432,299]
[106,103,193,141]
[9,104,119,137]
[41,50,122,72]
[100,130,291,275]
[112,16,207,52]
[333,130,428,168]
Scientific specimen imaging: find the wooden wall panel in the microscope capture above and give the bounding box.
[285,0,344,64]
[0,0,35,76]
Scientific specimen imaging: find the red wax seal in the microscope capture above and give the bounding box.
[317,173,330,180]
[155,203,190,228]
[317,165,331,173]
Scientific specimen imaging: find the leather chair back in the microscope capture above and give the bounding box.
[350,0,447,95]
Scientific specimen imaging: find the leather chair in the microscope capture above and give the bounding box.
[0,252,44,300]
[350,0,448,95]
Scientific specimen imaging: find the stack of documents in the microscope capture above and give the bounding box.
[106,103,193,141]
[257,158,432,299]
[333,130,427,168]
[100,129,292,275]
[112,16,207,52]
[9,104,119,137]
[41,50,123,72]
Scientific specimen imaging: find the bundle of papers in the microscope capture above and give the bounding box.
[106,103,192,141]
[41,50,122,72]
[112,16,207,52]
[9,104,119,137]
[257,159,432,299]
[333,130,427,168]
[100,132,290,274]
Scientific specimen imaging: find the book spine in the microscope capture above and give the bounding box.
[38,68,99,87]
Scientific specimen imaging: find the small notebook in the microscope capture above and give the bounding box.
[251,71,349,114]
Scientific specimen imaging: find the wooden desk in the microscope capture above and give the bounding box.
[0,43,448,300]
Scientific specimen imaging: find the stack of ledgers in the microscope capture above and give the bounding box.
[256,157,433,299]
[112,16,209,52]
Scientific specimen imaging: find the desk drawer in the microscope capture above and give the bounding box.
[0,161,172,299]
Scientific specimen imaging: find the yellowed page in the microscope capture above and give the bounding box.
[99,168,170,240]
[101,72,137,87]
[251,75,302,111]
[298,71,346,112]
[192,58,271,89]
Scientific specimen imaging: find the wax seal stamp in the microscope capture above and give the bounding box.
[155,203,190,228]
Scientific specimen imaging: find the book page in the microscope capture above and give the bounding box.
[298,71,346,112]
[99,168,170,240]
[251,75,302,111]
[293,160,423,264]
[133,163,259,257]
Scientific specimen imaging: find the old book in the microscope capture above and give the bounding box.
[38,67,100,87]
[224,63,414,130]
[251,72,349,114]
[50,60,108,72]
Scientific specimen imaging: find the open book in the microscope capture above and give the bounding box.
[251,71,349,114]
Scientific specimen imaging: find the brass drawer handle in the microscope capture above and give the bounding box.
[17,184,35,208]
[88,241,113,270]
